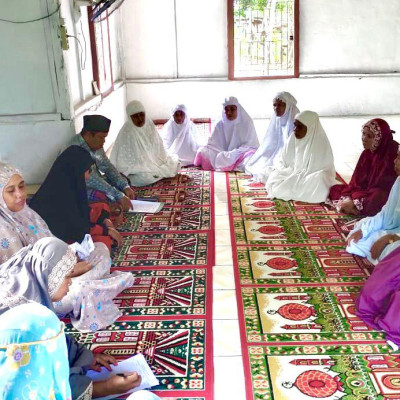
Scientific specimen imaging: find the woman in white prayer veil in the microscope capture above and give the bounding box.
[161,104,199,166]
[263,110,336,203]
[194,96,259,171]
[245,92,299,180]
[110,101,180,187]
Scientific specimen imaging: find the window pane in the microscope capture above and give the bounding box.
[233,0,296,78]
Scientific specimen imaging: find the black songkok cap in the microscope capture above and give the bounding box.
[82,115,111,133]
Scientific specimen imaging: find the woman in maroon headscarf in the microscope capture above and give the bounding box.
[327,118,398,216]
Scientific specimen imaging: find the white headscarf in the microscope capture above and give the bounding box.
[246,92,299,176]
[291,111,335,174]
[208,96,259,152]
[161,104,199,166]
[265,111,336,202]
[110,101,179,180]
[126,100,145,117]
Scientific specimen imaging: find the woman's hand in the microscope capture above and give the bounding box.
[339,199,360,215]
[346,229,363,246]
[90,353,118,372]
[124,187,136,200]
[119,195,133,211]
[108,227,123,247]
[370,234,399,260]
[103,218,114,228]
[106,372,142,394]
[93,372,142,397]
[70,261,92,277]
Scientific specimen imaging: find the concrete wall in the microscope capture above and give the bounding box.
[0,0,125,184]
[0,118,74,183]
[122,0,400,119]
[0,0,61,115]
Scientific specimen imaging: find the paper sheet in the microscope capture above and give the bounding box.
[128,200,164,213]
[86,353,159,400]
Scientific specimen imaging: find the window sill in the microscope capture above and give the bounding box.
[0,113,62,123]
[74,80,125,115]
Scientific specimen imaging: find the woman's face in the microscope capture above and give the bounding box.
[84,165,94,181]
[131,112,146,127]
[293,119,307,139]
[362,126,375,150]
[224,105,238,121]
[173,110,186,125]
[50,275,72,302]
[273,99,286,117]
[3,174,26,212]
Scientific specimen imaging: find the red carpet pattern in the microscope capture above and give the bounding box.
[66,168,214,400]
[227,172,398,400]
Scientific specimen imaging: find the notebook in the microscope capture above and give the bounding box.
[86,353,159,400]
[128,200,164,213]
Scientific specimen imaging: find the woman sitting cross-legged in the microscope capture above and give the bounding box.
[261,110,336,203]
[327,118,398,216]
[0,162,133,331]
[194,96,259,171]
[355,246,400,349]
[346,149,400,264]
[161,104,199,167]
[245,91,299,180]
[110,100,180,187]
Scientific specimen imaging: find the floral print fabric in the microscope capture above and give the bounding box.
[0,303,72,399]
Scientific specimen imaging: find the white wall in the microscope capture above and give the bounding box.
[122,0,227,79]
[300,0,400,74]
[126,75,400,119]
[122,0,400,118]
[0,119,74,183]
[0,0,75,184]
[0,0,67,115]
[0,0,126,184]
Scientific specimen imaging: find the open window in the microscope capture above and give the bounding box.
[228,0,299,79]
[88,7,114,96]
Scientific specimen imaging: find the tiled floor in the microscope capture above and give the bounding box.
[211,115,400,399]
[213,170,245,400]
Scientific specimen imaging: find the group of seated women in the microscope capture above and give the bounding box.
[1,91,400,397]
[0,153,157,397]
[123,92,400,350]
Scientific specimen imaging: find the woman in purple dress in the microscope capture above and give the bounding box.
[356,245,400,347]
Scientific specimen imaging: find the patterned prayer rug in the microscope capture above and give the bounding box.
[112,267,208,317]
[232,214,351,245]
[65,318,212,398]
[227,171,399,400]
[113,232,212,267]
[140,169,211,188]
[134,186,211,206]
[67,170,214,399]
[236,245,373,285]
[119,206,212,232]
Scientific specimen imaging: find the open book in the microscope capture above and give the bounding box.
[128,200,164,213]
[86,353,159,400]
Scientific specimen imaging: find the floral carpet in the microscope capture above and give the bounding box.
[227,172,399,400]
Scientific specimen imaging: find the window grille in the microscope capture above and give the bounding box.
[228,0,299,79]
